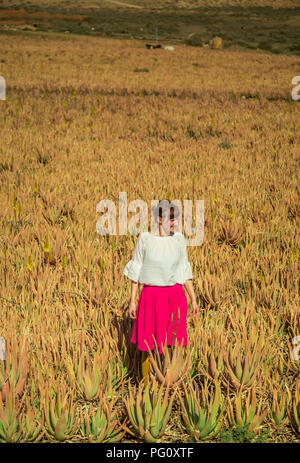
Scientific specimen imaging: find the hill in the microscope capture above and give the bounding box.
[0,0,299,55]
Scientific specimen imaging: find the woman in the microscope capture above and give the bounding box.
[123,199,200,385]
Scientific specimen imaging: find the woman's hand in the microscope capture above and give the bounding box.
[190,299,200,318]
[184,280,199,318]
[129,301,137,319]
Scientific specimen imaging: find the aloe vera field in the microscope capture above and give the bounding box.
[0,26,299,443]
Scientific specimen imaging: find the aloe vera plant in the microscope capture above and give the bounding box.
[223,332,265,390]
[268,374,291,426]
[219,219,242,247]
[178,378,224,441]
[271,388,290,426]
[0,361,8,392]
[257,281,286,309]
[80,391,125,443]
[275,353,288,376]
[65,349,106,401]
[43,235,56,266]
[1,338,28,401]
[227,387,268,432]
[199,331,226,381]
[43,383,78,442]
[65,345,125,401]
[145,337,193,388]
[197,275,230,309]
[287,381,300,435]
[19,397,44,443]
[277,339,300,378]
[0,391,22,443]
[123,378,177,443]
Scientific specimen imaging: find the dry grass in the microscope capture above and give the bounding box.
[0,32,299,443]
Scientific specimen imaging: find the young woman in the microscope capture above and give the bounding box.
[123,199,200,385]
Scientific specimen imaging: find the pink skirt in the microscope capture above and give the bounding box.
[131,283,188,355]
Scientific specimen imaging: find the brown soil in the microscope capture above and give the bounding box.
[0,8,85,21]
[0,19,24,24]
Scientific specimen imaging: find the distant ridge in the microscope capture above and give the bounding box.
[1,0,300,9]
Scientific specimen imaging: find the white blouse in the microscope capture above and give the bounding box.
[123,231,193,286]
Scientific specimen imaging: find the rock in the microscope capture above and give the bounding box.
[23,24,37,31]
[209,36,223,49]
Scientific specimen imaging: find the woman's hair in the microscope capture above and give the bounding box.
[152,199,180,222]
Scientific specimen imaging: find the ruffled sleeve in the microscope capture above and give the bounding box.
[123,233,145,283]
[179,234,193,282]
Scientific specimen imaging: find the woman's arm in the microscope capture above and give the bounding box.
[179,235,198,316]
[130,281,139,304]
[123,233,145,318]
[184,279,200,317]
[184,279,196,303]
[128,280,141,318]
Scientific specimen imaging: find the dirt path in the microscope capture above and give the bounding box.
[104,0,142,8]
